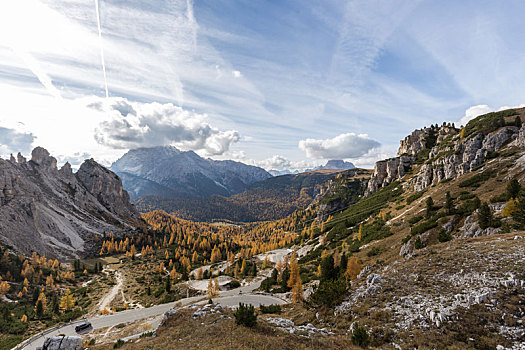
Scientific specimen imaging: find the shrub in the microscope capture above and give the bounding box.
[411,220,438,236]
[408,215,424,225]
[490,193,508,203]
[310,279,347,306]
[113,339,125,349]
[414,236,425,249]
[259,304,281,314]
[367,246,380,257]
[234,303,257,327]
[351,323,370,347]
[438,229,452,242]
[229,280,241,289]
[458,171,495,188]
[406,190,425,205]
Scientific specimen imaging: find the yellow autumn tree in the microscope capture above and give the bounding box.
[357,224,363,241]
[0,281,10,297]
[35,292,47,312]
[20,314,28,323]
[345,256,362,281]
[262,256,270,269]
[502,198,518,217]
[287,254,303,303]
[59,288,75,311]
[207,278,218,299]
[196,267,203,280]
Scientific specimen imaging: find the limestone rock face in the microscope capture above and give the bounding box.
[0,147,143,259]
[398,129,427,156]
[511,123,525,148]
[31,146,57,172]
[368,122,522,196]
[366,156,413,195]
[76,159,141,222]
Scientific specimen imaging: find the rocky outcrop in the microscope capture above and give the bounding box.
[409,126,519,191]
[42,335,82,350]
[367,122,522,196]
[0,147,143,259]
[76,159,141,222]
[366,156,413,195]
[309,169,371,220]
[510,123,525,148]
[31,146,58,172]
[398,129,428,156]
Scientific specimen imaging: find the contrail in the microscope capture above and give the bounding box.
[94,0,109,98]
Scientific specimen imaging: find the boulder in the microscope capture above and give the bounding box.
[42,336,82,350]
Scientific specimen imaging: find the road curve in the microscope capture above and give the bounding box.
[20,276,285,350]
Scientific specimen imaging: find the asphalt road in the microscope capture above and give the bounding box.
[22,275,285,349]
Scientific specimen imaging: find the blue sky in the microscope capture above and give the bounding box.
[0,0,524,170]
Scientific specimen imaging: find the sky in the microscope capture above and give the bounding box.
[0,0,524,171]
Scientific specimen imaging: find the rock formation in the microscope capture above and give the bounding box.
[367,119,522,195]
[0,147,143,259]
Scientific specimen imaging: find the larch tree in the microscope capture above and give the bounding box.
[59,288,75,312]
[345,256,362,281]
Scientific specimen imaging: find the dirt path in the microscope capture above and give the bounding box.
[97,269,123,312]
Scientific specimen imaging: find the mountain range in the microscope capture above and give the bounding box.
[110,146,272,200]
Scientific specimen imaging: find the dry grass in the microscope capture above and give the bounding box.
[88,308,360,350]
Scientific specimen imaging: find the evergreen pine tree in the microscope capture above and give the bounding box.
[479,202,493,229]
[445,191,453,214]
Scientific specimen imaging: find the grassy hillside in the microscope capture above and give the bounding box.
[135,170,369,222]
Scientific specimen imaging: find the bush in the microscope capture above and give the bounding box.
[113,339,125,349]
[408,215,424,225]
[438,229,452,242]
[310,279,347,306]
[411,220,438,236]
[414,236,425,249]
[406,190,425,205]
[458,171,494,188]
[234,303,257,327]
[259,304,281,314]
[351,323,370,347]
[367,246,380,257]
[229,280,241,289]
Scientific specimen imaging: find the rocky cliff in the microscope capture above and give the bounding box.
[0,147,143,259]
[310,168,372,221]
[366,109,525,195]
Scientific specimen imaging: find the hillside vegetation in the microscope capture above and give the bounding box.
[135,170,366,222]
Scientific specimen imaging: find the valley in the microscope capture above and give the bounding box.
[0,109,525,349]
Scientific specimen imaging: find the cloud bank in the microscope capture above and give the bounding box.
[92,98,239,156]
[459,105,492,126]
[0,126,35,156]
[299,132,380,159]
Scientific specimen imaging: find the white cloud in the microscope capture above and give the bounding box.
[459,105,492,126]
[458,104,525,127]
[0,126,36,157]
[56,152,91,169]
[298,132,380,159]
[232,70,242,78]
[255,155,292,171]
[92,97,240,156]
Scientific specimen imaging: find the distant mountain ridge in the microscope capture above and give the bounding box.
[110,146,272,200]
[269,159,355,176]
[134,169,348,222]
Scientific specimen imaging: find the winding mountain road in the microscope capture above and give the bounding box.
[20,274,286,349]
